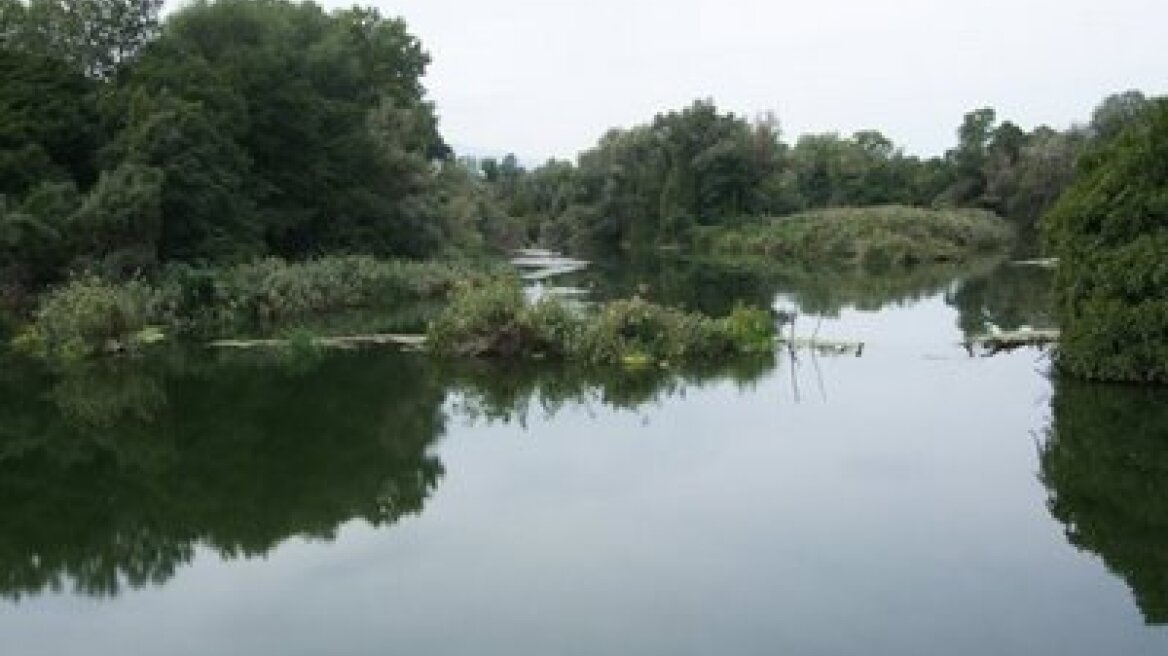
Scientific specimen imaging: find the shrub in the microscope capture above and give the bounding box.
[574,297,727,365]
[1043,99,1168,383]
[15,276,158,359]
[427,280,534,357]
[428,280,775,365]
[716,305,776,354]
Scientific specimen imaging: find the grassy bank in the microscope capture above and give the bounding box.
[12,256,500,360]
[692,205,1013,268]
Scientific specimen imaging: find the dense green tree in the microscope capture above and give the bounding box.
[68,162,163,277]
[486,100,788,251]
[999,126,1085,226]
[1,0,468,295]
[0,48,100,195]
[126,0,448,258]
[1091,90,1151,142]
[787,130,923,209]
[106,92,259,263]
[941,107,997,206]
[1043,98,1168,383]
[0,182,76,288]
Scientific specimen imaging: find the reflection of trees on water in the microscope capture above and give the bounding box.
[584,253,1058,341]
[0,349,774,600]
[580,255,778,316]
[946,263,1056,337]
[582,253,1004,318]
[0,351,448,600]
[441,355,774,426]
[767,256,1001,317]
[1040,379,1168,624]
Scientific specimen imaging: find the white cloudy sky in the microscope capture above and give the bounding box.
[329,0,1165,161]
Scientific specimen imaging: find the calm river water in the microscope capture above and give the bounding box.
[1,258,1166,655]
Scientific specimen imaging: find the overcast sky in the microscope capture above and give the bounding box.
[330,0,1165,162]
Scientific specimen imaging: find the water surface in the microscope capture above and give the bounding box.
[1,258,1165,655]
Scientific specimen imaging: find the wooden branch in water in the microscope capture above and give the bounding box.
[964,329,1059,356]
[777,337,865,357]
[1009,257,1058,268]
[210,334,427,350]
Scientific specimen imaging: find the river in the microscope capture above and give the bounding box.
[1,256,1165,655]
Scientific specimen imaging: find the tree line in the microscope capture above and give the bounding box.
[2,0,1156,291]
[472,92,1154,252]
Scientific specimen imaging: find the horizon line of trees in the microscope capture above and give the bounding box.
[469,91,1154,251]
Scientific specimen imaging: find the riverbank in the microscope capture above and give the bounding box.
[690,205,1014,268]
[10,256,501,359]
[9,253,780,367]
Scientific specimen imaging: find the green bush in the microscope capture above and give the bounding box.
[717,304,777,354]
[14,276,158,359]
[1043,99,1168,383]
[428,280,775,365]
[574,297,727,365]
[427,280,535,357]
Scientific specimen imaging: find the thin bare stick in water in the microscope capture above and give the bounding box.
[811,348,827,402]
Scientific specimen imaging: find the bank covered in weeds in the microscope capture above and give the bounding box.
[12,255,777,368]
[692,205,1014,268]
[13,256,494,359]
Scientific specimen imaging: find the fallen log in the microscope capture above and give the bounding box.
[210,334,427,351]
[964,328,1059,356]
[1009,257,1058,268]
[777,337,865,357]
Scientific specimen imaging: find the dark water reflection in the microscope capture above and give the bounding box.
[0,349,770,600]
[1042,379,1168,625]
[0,351,447,599]
[0,258,1165,654]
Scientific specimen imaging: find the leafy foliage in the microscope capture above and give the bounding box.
[1043,98,1168,383]
[14,275,156,359]
[428,279,775,365]
[1,0,163,79]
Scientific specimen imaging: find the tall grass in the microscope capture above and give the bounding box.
[15,256,498,359]
[155,256,496,335]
